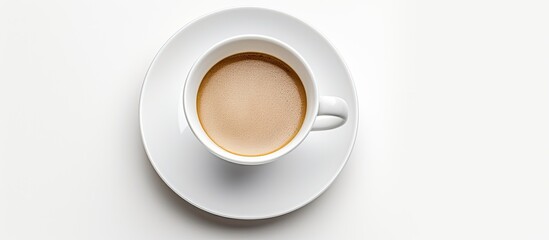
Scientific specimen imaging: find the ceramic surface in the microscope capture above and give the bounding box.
[139,7,358,219]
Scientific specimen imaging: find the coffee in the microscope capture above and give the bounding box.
[197,52,307,156]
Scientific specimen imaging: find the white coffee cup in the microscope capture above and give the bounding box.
[184,35,348,165]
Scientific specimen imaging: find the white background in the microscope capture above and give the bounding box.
[1,0,548,239]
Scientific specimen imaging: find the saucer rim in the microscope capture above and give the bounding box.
[138,6,359,220]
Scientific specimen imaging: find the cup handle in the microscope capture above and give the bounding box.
[311,96,349,131]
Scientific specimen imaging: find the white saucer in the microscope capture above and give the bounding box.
[139,7,358,220]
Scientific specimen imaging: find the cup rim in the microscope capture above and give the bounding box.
[183,34,318,165]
